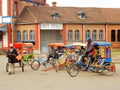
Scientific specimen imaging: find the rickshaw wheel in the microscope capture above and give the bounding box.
[67,63,80,77]
[100,63,115,76]
[104,62,116,76]
[27,58,35,65]
[31,60,40,70]
[21,62,24,72]
[6,63,9,72]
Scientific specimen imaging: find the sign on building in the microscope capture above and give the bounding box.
[41,23,63,30]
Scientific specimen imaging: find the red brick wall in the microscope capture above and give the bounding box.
[62,24,66,44]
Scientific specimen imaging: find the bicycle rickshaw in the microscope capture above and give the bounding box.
[6,43,24,73]
[6,43,35,73]
[31,43,65,71]
[67,42,116,77]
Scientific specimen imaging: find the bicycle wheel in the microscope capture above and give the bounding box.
[103,62,116,76]
[27,58,35,65]
[51,58,58,72]
[6,63,9,72]
[31,60,40,70]
[67,63,80,77]
[100,63,115,76]
[21,61,24,72]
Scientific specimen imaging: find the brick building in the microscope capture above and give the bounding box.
[0,0,46,49]
[15,6,120,52]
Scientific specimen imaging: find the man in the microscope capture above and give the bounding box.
[6,43,18,75]
[85,38,95,69]
[43,46,58,66]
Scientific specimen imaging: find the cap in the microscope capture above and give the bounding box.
[10,43,13,47]
[87,38,92,42]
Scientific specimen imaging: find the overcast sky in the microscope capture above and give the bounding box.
[46,0,120,8]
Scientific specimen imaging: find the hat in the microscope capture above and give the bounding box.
[87,38,92,42]
[10,43,13,47]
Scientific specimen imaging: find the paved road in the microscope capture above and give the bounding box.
[0,55,120,90]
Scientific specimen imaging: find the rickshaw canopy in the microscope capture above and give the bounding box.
[48,43,65,47]
[13,42,23,48]
[65,42,87,48]
[23,43,33,47]
[73,42,87,46]
[93,42,112,46]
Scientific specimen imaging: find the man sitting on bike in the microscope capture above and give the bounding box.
[85,38,95,69]
[43,46,59,66]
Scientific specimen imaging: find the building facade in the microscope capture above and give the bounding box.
[15,6,120,52]
[0,0,46,49]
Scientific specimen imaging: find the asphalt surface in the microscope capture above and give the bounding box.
[0,55,120,90]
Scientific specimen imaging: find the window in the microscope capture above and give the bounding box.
[77,11,86,19]
[86,30,90,40]
[92,30,97,40]
[23,30,28,41]
[75,30,80,40]
[117,30,120,41]
[16,31,21,42]
[68,30,72,41]
[99,30,103,40]
[14,2,18,16]
[111,30,116,42]
[30,30,35,41]
[51,12,60,19]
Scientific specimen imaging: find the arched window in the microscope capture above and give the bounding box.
[75,30,80,40]
[86,30,90,40]
[111,30,116,42]
[99,30,103,40]
[23,30,28,41]
[16,31,21,42]
[68,30,72,41]
[92,30,97,40]
[30,30,35,41]
[117,30,120,41]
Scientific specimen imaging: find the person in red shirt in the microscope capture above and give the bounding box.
[85,38,95,69]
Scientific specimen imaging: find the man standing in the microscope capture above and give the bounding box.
[6,44,18,75]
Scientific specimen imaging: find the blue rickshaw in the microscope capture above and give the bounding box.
[67,42,116,77]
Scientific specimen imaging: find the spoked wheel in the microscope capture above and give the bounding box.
[6,63,9,72]
[27,58,35,65]
[31,60,40,70]
[67,63,80,77]
[100,62,115,76]
[21,61,24,72]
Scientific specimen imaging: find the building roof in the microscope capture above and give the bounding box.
[16,6,120,24]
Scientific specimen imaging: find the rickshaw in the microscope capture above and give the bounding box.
[31,43,65,71]
[67,42,116,77]
[22,43,35,65]
[92,42,116,75]
[6,43,24,72]
[6,43,35,73]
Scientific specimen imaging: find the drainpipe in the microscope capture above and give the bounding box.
[105,24,108,42]
[38,24,40,54]
[82,24,85,43]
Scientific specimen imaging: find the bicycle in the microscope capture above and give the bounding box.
[31,55,57,70]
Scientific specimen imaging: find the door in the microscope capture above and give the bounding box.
[40,30,62,52]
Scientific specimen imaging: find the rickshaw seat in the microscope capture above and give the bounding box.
[104,58,112,62]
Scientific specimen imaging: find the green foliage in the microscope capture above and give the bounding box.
[0,49,7,55]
